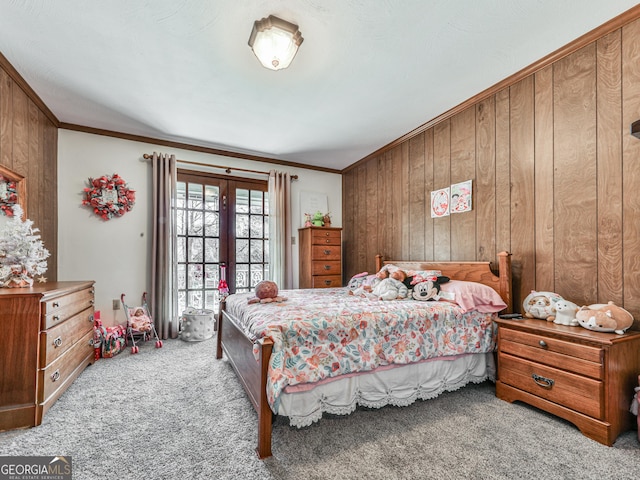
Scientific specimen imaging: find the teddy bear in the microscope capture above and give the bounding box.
[575,302,634,335]
[552,299,580,326]
[523,291,562,321]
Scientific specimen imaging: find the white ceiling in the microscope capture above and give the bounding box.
[1,1,638,171]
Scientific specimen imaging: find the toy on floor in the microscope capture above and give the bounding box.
[121,292,163,353]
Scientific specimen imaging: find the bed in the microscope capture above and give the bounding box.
[215,252,512,458]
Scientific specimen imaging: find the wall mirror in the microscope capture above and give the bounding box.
[0,165,27,227]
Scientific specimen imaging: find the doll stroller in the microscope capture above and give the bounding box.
[121,292,163,354]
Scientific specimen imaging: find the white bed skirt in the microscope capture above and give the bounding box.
[277,352,496,428]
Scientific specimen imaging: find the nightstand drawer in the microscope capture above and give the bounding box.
[500,329,603,379]
[499,352,603,419]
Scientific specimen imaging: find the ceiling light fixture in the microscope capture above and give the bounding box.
[248,15,303,71]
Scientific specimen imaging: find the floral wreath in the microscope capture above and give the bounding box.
[0,174,18,217]
[82,173,135,220]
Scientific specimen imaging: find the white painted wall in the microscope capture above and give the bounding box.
[58,130,342,326]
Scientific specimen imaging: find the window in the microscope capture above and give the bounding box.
[176,171,268,313]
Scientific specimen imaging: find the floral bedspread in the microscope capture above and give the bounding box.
[224,288,496,411]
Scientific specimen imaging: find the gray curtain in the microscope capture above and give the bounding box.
[150,152,178,339]
[268,170,293,289]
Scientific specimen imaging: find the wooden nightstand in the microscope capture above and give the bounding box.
[495,318,640,446]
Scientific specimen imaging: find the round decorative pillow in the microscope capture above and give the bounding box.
[255,281,278,299]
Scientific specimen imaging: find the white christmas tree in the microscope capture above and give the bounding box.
[0,205,50,287]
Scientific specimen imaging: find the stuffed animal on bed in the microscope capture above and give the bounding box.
[349,267,393,296]
[349,274,382,296]
[371,275,409,300]
[575,302,634,335]
[410,275,451,301]
[347,272,369,291]
[248,280,287,304]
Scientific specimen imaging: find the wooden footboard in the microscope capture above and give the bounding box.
[216,301,273,458]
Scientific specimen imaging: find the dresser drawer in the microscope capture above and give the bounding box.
[499,327,603,379]
[39,329,94,403]
[311,260,341,276]
[311,245,341,260]
[41,287,95,329]
[40,306,95,368]
[311,230,341,245]
[499,352,603,419]
[311,275,342,288]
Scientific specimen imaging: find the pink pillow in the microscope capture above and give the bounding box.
[439,280,507,313]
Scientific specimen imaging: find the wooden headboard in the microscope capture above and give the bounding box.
[376,251,513,313]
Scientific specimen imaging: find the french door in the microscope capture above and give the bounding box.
[176,170,269,314]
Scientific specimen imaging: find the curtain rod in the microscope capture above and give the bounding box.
[142,153,298,180]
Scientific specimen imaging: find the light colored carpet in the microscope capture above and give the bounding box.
[0,337,638,480]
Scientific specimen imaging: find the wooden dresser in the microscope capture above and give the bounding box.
[298,227,342,289]
[495,318,640,446]
[0,281,95,431]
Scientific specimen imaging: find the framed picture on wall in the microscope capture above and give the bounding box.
[450,180,472,213]
[299,191,328,227]
[430,187,450,218]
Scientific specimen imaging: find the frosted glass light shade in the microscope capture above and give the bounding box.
[248,15,303,71]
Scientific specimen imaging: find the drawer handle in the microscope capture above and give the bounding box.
[90,288,95,294]
[53,301,60,308]
[538,340,547,347]
[324,280,332,286]
[325,239,330,243]
[324,265,331,270]
[532,373,554,389]
[52,315,61,323]
[53,336,63,348]
[51,370,60,382]
[88,313,94,322]
[89,299,95,305]
[324,249,331,255]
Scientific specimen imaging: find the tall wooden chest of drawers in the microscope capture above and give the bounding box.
[495,318,640,446]
[298,227,342,289]
[0,281,95,431]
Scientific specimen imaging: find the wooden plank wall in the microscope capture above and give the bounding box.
[0,64,58,280]
[343,18,640,321]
